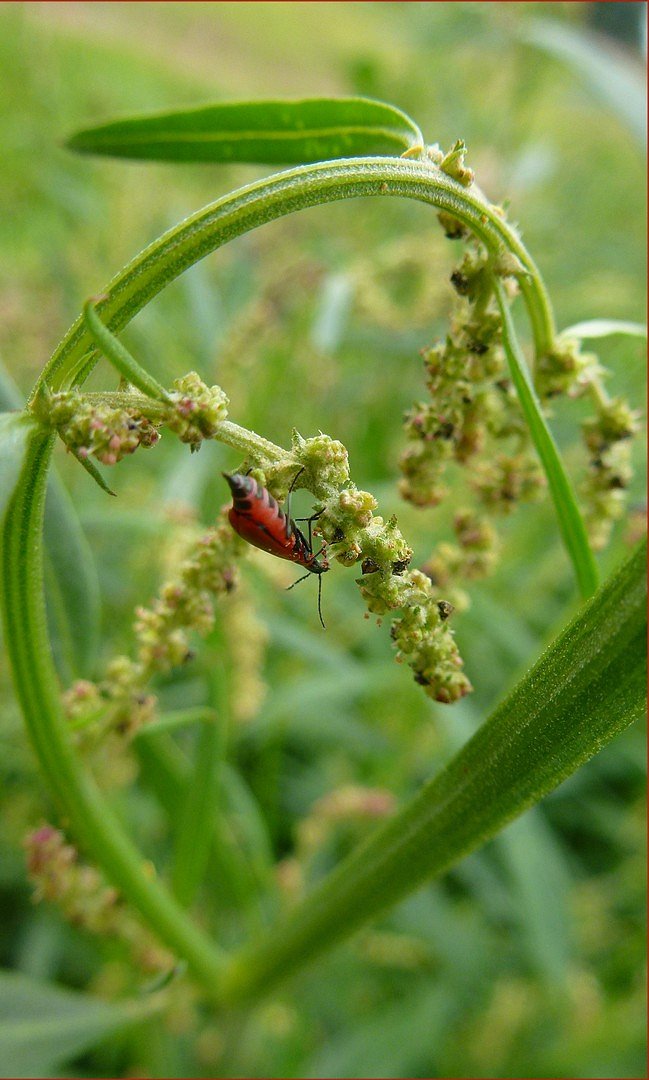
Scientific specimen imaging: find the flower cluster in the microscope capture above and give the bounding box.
[313,481,470,700]
[399,242,540,520]
[165,372,229,451]
[535,336,601,400]
[581,396,640,550]
[388,570,473,703]
[296,785,396,856]
[39,373,230,467]
[422,510,499,601]
[24,824,172,972]
[277,784,396,904]
[256,430,351,504]
[59,513,248,777]
[535,331,640,550]
[47,391,160,465]
[134,514,245,676]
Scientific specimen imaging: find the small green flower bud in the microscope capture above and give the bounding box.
[472,452,545,512]
[338,488,377,526]
[582,397,640,454]
[292,430,350,493]
[536,338,600,399]
[167,373,229,448]
[439,139,474,187]
[437,211,469,240]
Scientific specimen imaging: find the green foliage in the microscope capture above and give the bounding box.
[0,5,645,1078]
[0,969,151,1078]
[495,280,599,598]
[66,97,424,164]
[0,413,37,522]
[219,539,646,1001]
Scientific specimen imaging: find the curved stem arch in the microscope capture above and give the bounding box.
[32,156,555,398]
[3,147,628,1013]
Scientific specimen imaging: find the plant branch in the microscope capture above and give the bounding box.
[217,539,645,1004]
[30,156,555,401]
[0,430,228,998]
[494,280,599,599]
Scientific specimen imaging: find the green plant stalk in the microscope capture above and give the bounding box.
[135,733,270,934]
[83,300,172,403]
[54,392,289,466]
[6,153,605,1007]
[494,280,600,599]
[0,429,228,997]
[171,712,226,908]
[133,707,219,739]
[218,539,646,1004]
[30,157,555,400]
[31,156,593,589]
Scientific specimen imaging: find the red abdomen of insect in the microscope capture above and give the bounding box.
[223,473,328,574]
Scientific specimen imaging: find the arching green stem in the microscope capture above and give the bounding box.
[1,429,228,998]
[6,153,598,1005]
[30,156,555,399]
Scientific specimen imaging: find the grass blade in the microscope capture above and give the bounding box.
[0,969,154,1078]
[519,17,646,145]
[170,710,226,909]
[219,539,646,1003]
[494,280,599,599]
[83,300,172,402]
[559,319,647,341]
[66,97,424,165]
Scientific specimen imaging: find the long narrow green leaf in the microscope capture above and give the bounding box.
[66,97,424,165]
[559,319,647,342]
[494,280,599,599]
[519,17,646,145]
[219,540,646,1003]
[170,711,226,909]
[83,300,172,402]
[0,413,37,523]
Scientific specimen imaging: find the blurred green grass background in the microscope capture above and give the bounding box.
[0,3,645,1077]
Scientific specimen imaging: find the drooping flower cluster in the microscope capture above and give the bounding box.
[47,390,160,465]
[24,824,172,972]
[536,336,640,551]
[314,485,471,701]
[277,784,396,904]
[422,509,499,610]
[42,372,230,467]
[399,243,543,517]
[165,371,230,451]
[396,136,643,607]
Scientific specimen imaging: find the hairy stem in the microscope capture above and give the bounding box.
[31,156,555,399]
[0,430,228,997]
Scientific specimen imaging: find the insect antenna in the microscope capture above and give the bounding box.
[317,572,325,630]
[286,572,311,591]
[286,570,326,630]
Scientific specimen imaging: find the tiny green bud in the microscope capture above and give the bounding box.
[582,397,640,454]
[536,338,600,399]
[439,139,475,187]
[291,430,350,493]
[167,373,229,448]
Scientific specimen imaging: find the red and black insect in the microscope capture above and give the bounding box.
[223,470,329,627]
